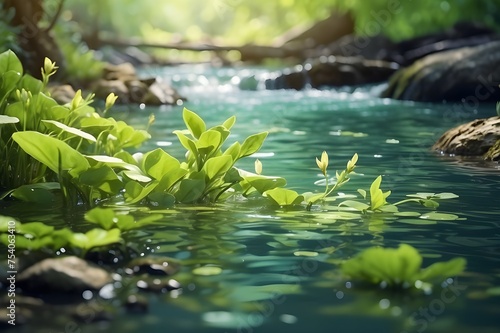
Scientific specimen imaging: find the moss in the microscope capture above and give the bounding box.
[484,139,500,161]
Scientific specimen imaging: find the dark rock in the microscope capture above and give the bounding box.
[125,256,180,276]
[266,56,399,90]
[393,21,498,65]
[0,295,43,326]
[144,79,185,105]
[433,116,500,161]
[315,34,397,61]
[382,41,500,102]
[18,256,113,293]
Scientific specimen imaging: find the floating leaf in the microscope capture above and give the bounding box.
[341,244,466,288]
[70,228,121,250]
[420,212,459,221]
[265,188,304,206]
[193,266,222,276]
[294,251,319,257]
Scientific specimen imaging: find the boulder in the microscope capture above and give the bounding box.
[266,56,399,90]
[382,41,500,102]
[18,256,113,293]
[433,116,500,161]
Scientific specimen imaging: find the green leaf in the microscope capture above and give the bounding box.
[147,192,176,208]
[420,199,439,209]
[197,130,222,154]
[183,107,206,139]
[357,189,367,199]
[70,228,121,250]
[124,180,159,204]
[174,130,198,155]
[12,131,89,177]
[0,50,23,75]
[79,166,122,194]
[418,258,466,283]
[338,200,370,212]
[433,192,459,200]
[11,184,56,204]
[18,74,43,94]
[84,207,117,230]
[0,71,21,97]
[420,212,459,221]
[0,115,19,124]
[18,222,55,238]
[175,178,205,203]
[222,115,236,130]
[265,188,304,206]
[223,141,241,161]
[240,132,268,158]
[42,120,96,142]
[0,216,18,232]
[202,155,233,180]
[142,148,183,180]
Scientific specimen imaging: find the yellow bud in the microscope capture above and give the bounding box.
[105,93,118,110]
[347,153,358,172]
[43,57,58,76]
[316,151,328,175]
[255,159,263,175]
[71,90,83,110]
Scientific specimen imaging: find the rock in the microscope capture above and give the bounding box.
[393,21,498,65]
[433,116,500,160]
[125,256,180,276]
[0,295,43,326]
[144,79,184,105]
[382,41,500,102]
[103,63,137,81]
[18,256,113,293]
[266,56,399,90]
[48,84,77,104]
[93,79,130,102]
[316,34,397,61]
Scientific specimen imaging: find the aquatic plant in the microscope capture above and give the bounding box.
[341,244,466,289]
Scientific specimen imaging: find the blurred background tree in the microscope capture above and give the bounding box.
[1,0,499,76]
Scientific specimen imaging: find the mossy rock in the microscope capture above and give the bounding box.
[382,40,500,102]
[433,116,500,161]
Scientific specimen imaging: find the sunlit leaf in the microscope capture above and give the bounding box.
[12,131,89,177]
[183,107,206,139]
[420,212,459,221]
[42,120,96,142]
[0,115,19,125]
[265,188,304,206]
[193,266,222,276]
[240,132,268,158]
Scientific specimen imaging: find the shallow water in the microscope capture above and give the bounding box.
[4,66,500,333]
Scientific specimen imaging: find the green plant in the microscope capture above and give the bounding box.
[341,244,466,290]
[0,215,122,257]
[0,50,150,205]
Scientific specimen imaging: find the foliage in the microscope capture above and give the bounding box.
[61,0,499,46]
[341,244,466,289]
[52,23,105,84]
[0,215,122,256]
[0,4,20,53]
[0,50,149,205]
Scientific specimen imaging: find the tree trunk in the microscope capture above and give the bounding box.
[4,0,65,77]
